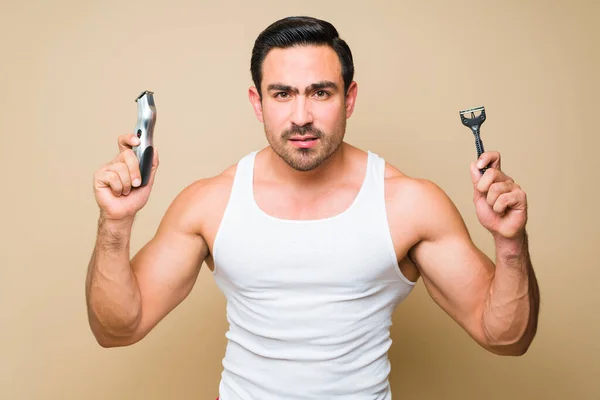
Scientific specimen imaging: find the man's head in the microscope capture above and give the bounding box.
[248,16,358,172]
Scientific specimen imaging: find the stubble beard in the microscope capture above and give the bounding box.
[265,118,346,172]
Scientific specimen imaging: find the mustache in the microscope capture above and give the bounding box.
[282,124,324,140]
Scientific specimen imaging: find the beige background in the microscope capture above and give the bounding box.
[1,0,598,399]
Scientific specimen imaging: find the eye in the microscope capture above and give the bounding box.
[274,92,290,99]
[314,90,330,99]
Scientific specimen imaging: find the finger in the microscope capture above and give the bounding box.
[118,149,142,188]
[95,169,124,197]
[475,167,501,194]
[493,190,527,214]
[470,161,483,186]
[106,161,132,195]
[476,167,513,194]
[470,161,486,203]
[476,151,501,171]
[486,181,515,207]
[118,133,141,153]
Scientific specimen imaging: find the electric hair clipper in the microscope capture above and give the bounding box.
[459,105,488,175]
[133,90,156,187]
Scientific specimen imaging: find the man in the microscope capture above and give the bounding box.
[86,16,540,399]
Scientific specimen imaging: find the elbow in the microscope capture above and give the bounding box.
[486,339,531,356]
[95,335,119,348]
[87,314,142,349]
[480,310,539,357]
[511,333,536,356]
[92,329,140,348]
[479,320,538,357]
[481,328,537,357]
[97,339,135,349]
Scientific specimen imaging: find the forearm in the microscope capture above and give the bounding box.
[482,231,540,355]
[85,215,142,345]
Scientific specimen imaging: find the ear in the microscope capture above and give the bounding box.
[248,86,263,123]
[344,81,358,119]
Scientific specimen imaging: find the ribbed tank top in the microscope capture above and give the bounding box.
[212,149,416,399]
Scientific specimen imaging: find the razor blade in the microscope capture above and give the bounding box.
[133,90,156,187]
[459,105,488,175]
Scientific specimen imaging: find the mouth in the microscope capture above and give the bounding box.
[288,136,319,149]
[288,136,318,141]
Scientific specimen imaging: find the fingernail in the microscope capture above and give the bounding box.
[133,178,141,187]
[477,160,484,168]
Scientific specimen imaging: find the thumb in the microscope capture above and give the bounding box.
[470,161,484,201]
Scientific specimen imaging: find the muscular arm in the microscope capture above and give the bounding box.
[406,179,539,356]
[85,181,210,347]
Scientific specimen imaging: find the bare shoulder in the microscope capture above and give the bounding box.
[183,164,237,206]
[159,162,238,235]
[383,162,467,241]
[383,162,442,206]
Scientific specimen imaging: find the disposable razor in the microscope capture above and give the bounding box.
[133,90,156,187]
[459,105,489,175]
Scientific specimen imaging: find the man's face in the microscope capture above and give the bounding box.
[249,45,357,171]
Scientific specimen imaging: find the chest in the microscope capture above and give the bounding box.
[253,180,362,221]
[212,216,403,292]
[200,179,421,284]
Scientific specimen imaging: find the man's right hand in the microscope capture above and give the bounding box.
[87,134,210,348]
[93,133,159,221]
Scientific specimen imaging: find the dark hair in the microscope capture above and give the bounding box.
[250,16,355,98]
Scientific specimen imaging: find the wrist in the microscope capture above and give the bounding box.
[494,230,528,264]
[98,212,135,229]
[97,213,135,250]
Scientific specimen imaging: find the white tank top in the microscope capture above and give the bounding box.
[212,149,416,399]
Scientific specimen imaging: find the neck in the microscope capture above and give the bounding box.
[263,142,349,190]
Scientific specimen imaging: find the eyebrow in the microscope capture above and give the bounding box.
[266,80,338,94]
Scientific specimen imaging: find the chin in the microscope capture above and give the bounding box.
[265,129,344,171]
[281,142,340,172]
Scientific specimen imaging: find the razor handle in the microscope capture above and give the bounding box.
[133,91,156,187]
[472,128,488,175]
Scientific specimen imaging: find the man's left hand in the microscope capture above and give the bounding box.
[470,151,528,240]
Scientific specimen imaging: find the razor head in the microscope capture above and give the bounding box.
[135,90,155,108]
[459,106,486,128]
[135,90,154,101]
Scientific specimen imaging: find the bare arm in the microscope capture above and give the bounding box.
[406,176,539,356]
[85,182,210,347]
[484,231,539,354]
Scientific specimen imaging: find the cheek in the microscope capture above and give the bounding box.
[314,101,345,125]
[262,103,291,128]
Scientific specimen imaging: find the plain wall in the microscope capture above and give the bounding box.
[1,0,598,399]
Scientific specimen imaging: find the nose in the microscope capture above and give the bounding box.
[290,97,313,127]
